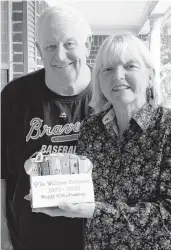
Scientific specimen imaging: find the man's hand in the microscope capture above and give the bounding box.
[32,202,95,218]
[32,207,78,217]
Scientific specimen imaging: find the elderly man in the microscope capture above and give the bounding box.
[1,4,92,250]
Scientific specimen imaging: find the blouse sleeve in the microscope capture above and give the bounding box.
[77,117,95,158]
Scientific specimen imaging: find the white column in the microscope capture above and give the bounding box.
[7,1,13,81]
[149,17,162,104]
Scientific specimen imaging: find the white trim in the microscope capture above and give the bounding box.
[151,1,171,17]
[13,42,23,44]
[139,2,171,35]
[92,26,138,35]
[149,17,162,105]
[1,63,8,69]
[8,1,13,81]
[161,7,171,27]
[12,11,23,13]
[12,31,23,34]
[13,52,23,54]
[12,21,22,24]
[34,1,37,71]
[137,1,158,34]
[13,62,23,65]
[23,1,28,74]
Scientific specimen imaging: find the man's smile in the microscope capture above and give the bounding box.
[54,62,74,68]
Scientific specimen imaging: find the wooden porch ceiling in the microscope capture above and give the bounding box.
[47,0,171,35]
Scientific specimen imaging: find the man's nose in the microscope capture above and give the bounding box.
[54,45,66,61]
[112,66,125,80]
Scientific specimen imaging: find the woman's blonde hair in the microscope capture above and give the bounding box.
[90,32,158,113]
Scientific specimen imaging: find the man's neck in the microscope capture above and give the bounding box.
[45,65,91,96]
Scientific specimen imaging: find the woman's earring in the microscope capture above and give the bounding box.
[146,87,154,102]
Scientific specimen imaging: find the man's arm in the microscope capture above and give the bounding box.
[1,85,14,249]
[1,179,13,250]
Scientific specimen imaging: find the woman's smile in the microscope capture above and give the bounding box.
[112,85,131,92]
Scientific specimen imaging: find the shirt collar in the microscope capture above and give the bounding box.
[102,108,115,125]
[102,103,156,132]
[132,103,156,131]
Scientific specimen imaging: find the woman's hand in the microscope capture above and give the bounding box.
[58,202,95,218]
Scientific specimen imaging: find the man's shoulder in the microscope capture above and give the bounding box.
[2,68,45,95]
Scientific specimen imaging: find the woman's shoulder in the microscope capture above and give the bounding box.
[155,105,171,129]
[82,109,108,126]
[157,105,171,119]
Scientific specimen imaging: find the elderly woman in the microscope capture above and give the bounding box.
[71,33,171,249]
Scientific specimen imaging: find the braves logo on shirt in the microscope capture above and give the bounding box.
[26,117,81,154]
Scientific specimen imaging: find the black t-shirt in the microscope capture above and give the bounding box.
[1,68,92,250]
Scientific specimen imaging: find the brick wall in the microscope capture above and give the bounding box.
[12,1,24,79]
[87,34,149,66]
[87,35,109,66]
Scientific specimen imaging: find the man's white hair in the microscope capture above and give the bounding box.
[36,4,92,44]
